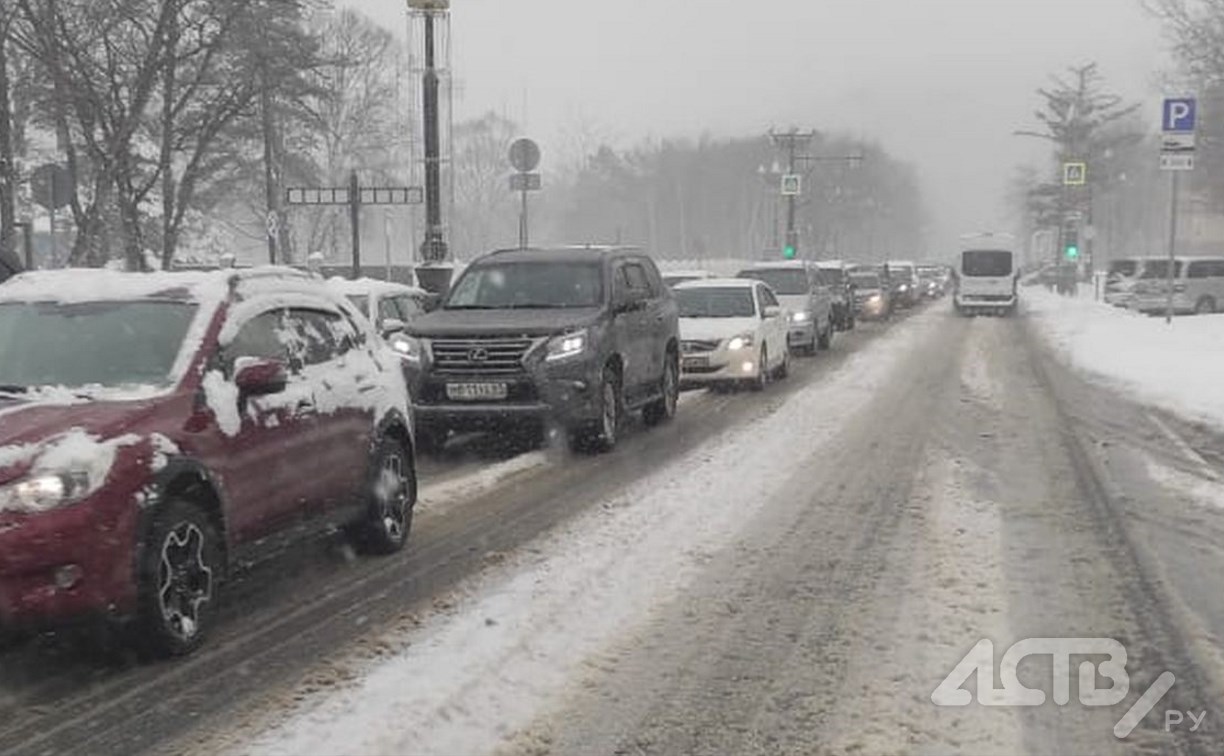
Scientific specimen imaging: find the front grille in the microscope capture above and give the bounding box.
[682,339,720,354]
[430,338,535,376]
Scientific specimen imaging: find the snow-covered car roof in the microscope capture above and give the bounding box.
[673,277,756,290]
[740,261,809,270]
[815,260,849,269]
[326,277,431,299]
[662,270,715,279]
[0,268,229,304]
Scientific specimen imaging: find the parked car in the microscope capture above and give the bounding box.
[885,260,920,308]
[673,278,790,391]
[1104,257,1161,308]
[404,246,681,454]
[735,262,834,354]
[1130,256,1224,315]
[0,268,416,655]
[661,269,715,289]
[848,268,892,321]
[815,261,857,331]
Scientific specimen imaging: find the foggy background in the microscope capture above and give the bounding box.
[349,0,1164,255]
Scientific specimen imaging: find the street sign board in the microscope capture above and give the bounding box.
[509,173,542,192]
[509,138,541,173]
[1161,132,1197,153]
[1063,162,1087,186]
[1160,153,1195,171]
[31,163,73,210]
[781,174,802,196]
[1162,98,1197,133]
[286,186,423,205]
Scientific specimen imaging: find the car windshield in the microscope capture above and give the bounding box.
[346,294,370,316]
[446,262,604,309]
[737,269,809,295]
[850,273,881,289]
[816,268,844,285]
[0,300,197,390]
[961,250,1013,277]
[675,287,757,318]
[1141,260,1184,279]
[1109,260,1140,277]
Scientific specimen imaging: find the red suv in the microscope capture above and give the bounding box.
[0,268,417,655]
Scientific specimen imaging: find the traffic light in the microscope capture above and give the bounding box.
[1063,227,1080,262]
[783,229,799,260]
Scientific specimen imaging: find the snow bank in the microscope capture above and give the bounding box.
[1027,289,1224,428]
[234,307,944,756]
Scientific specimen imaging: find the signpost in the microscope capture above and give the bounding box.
[1161,97,1197,324]
[1062,162,1087,186]
[285,172,423,279]
[509,137,542,249]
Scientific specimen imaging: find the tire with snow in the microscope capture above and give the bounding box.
[570,365,621,453]
[749,346,768,392]
[136,500,222,657]
[354,437,416,555]
[817,320,833,351]
[643,351,679,427]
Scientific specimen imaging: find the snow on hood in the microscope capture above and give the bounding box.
[0,430,141,513]
[679,317,760,343]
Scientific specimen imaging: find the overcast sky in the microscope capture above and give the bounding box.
[348,0,1165,252]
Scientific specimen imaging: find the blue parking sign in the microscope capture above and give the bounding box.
[1163,98,1197,133]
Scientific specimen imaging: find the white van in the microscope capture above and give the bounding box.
[955,248,1017,316]
[1130,256,1224,315]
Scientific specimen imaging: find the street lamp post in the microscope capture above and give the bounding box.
[408,0,453,295]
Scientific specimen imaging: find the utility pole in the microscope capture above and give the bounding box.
[409,0,453,294]
[769,129,815,259]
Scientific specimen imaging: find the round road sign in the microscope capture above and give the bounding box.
[509,138,541,173]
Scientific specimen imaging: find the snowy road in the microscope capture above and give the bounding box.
[3,303,1224,755]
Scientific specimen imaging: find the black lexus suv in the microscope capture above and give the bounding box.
[404,246,681,453]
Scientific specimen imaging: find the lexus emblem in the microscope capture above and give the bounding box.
[468,347,490,362]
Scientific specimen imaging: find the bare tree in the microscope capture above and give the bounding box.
[451,111,518,256]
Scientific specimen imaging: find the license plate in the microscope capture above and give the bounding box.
[446,382,508,401]
[682,356,709,370]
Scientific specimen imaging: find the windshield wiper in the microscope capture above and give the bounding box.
[443,305,500,311]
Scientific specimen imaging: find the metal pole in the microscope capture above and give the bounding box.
[420,12,446,264]
[785,138,798,257]
[21,220,32,270]
[384,209,392,281]
[350,170,361,280]
[1166,170,1180,325]
[519,186,528,249]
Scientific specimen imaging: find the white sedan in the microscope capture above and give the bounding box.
[673,278,790,391]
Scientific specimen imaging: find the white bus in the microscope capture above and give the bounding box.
[955,247,1017,316]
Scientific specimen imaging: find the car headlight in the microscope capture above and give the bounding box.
[727,334,755,351]
[790,311,810,324]
[0,471,92,514]
[899,284,910,292]
[391,335,426,363]
[546,329,588,362]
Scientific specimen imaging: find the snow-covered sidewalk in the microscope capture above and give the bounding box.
[221,309,944,756]
[1026,288,1224,428]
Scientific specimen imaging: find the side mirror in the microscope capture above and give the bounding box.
[762,305,781,319]
[381,317,407,337]
[234,357,288,397]
[614,296,646,314]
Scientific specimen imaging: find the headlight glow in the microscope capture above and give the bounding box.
[727,334,755,351]
[790,311,810,324]
[0,472,92,514]
[546,329,588,361]
[392,336,425,363]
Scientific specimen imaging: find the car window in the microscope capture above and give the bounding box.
[758,286,780,309]
[377,296,401,323]
[447,262,605,309]
[394,294,426,319]
[637,258,666,297]
[623,263,652,297]
[674,287,757,318]
[1189,262,1211,280]
[227,309,290,372]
